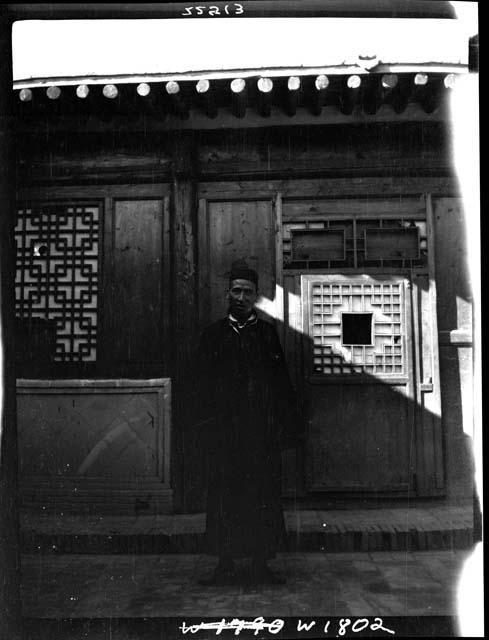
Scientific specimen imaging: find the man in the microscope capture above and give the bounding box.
[196,259,300,585]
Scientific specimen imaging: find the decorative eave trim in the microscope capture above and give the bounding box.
[13,63,468,90]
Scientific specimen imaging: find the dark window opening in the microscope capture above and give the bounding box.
[291,229,345,262]
[342,313,373,345]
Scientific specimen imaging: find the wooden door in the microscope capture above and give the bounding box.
[198,198,277,325]
[281,193,444,497]
[301,274,416,493]
[186,194,278,508]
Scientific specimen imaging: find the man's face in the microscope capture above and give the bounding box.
[228,279,258,319]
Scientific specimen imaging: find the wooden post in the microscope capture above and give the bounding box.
[195,79,217,119]
[0,11,22,640]
[230,78,247,118]
[170,132,199,511]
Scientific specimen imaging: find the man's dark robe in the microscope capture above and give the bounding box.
[197,315,299,560]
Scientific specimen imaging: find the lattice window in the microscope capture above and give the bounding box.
[284,217,427,269]
[15,204,100,362]
[356,219,426,267]
[310,281,405,376]
[283,220,355,269]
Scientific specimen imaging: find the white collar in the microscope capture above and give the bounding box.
[228,312,257,331]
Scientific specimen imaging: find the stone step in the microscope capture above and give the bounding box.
[21,506,474,554]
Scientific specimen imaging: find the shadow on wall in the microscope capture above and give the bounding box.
[181,276,476,517]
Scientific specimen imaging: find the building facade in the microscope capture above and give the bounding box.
[12,67,475,515]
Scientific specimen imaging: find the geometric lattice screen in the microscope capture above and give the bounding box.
[309,281,405,376]
[284,218,427,270]
[15,204,100,362]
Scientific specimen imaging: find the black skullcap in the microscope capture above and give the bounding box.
[229,259,258,288]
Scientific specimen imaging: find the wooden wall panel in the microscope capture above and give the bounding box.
[16,134,172,186]
[108,199,165,366]
[205,200,275,324]
[17,379,172,514]
[197,124,451,177]
[307,383,412,491]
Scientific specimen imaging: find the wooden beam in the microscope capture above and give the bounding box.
[195,79,217,119]
[5,2,457,20]
[72,84,100,124]
[362,75,383,115]
[379,73,400,111]
[136,82,151,97]
[102,83,119,100]
[388,74,412,114]
[339,75,361,115]
[286,76,301,117]
[134,83,167,121]
[97,84,120,123]
[311,74,329,116]
[16,87,37,123]
[56,84,97,120]
[411,72,430,109]
[257,77,273,117]
[14,102,449,136]
[16,86,53,119]
[230,78,247,118]
[74,84,94,125]
[165,80,189,119]
[198,176,459,200]
[135,82,155,116]
[422,76,445,114]
[412,73,444,114]
[0,13,23,640]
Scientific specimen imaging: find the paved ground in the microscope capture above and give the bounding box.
[21,549,469,619]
